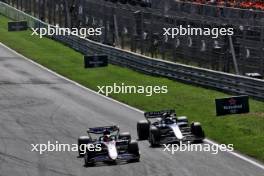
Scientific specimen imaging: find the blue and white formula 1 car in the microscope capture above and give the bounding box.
[78,125,140,166]
[137,110,205,146]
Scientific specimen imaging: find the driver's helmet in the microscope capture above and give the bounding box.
[163,112,171,118]
[103,130,111,142]
[161,113,174,124]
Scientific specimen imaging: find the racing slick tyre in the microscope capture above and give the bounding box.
[78,136,91,157]
[137,120,149,140]
[119,132,131,141]
[128,140,140,162]
[149,126,160,147]
[191,122,205,143]
[84,151,95,167]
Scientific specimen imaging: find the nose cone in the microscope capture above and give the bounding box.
[169,124,183,140]
[106,141,118,160]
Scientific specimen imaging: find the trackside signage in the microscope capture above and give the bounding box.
[84,55,108,68]
[8,21,27,31]
[215,95,249,116]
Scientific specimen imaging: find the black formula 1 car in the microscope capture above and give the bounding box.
[78,125,140,166]
[137,110,205,146]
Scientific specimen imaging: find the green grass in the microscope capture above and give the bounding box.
[1,15,264,162]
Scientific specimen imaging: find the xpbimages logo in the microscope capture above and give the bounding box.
[31,141,102,155]
[97,83,168,96]
[163,25,234,39]
[31,25,102,38]
[163,141,234,155]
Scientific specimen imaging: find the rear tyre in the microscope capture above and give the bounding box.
[78,136,91,157]
[137,120,149,140]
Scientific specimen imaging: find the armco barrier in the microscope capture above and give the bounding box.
[1,2,264,101]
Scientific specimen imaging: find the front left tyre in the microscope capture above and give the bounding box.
[78,136,91,157]
[149,126,160,147]
[128,140,140,162]
[84,151,95,167]
[191,122,205,143]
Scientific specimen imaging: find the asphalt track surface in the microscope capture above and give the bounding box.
[0,44,263,176]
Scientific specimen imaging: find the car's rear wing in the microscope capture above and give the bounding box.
[87,125,119,134]
[144,110,176,119]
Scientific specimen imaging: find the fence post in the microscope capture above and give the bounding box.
[229,35,239,75]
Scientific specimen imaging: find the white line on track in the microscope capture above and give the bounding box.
[1,42,264,170]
